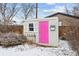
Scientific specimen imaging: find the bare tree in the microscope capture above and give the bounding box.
[64,3,73,15]
[0,3,21,25]
[64,4,69,14]
[21,3,34,20]
[72,4,79,16]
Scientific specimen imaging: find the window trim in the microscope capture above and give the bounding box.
[29,23,34,31]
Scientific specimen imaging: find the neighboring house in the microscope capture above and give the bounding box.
[45,12,79,37]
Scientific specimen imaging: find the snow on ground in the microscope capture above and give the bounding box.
[0,40,77,56]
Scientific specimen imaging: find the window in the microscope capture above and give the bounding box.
[29,23,34,31]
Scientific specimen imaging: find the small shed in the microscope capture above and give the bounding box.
[23,17,59,46]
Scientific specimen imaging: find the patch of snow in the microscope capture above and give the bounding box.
[0,40,77,56]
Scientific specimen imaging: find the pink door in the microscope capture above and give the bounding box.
[39,21,48,44]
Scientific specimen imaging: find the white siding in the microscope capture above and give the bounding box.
[49,19,59,46]
[23,21,38,43]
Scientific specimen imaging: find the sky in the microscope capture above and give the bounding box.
[13,3,74,24]
[33,3,73,18]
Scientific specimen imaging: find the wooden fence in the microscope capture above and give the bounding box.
[59,26,79,39]
[0,25,23,34]
[59,26,72,37]
[60,26,79,55]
